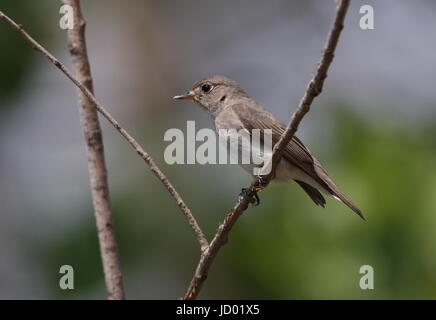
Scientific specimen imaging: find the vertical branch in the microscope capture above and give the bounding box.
[0,9,208,252]
[0,0,349,300]
[62,0,124,299]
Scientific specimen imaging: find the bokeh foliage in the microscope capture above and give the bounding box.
[1,0,436,299]
[39,106,436,299]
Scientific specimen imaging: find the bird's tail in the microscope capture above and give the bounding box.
[331,190,365,220]
[312,158,365,220]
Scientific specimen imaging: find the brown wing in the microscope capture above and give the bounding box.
[227,103,330,190]
[227,103,364,219]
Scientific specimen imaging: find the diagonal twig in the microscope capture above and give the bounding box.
[183,0,351,300]
[62,0,124,299]
[0,10,209,253]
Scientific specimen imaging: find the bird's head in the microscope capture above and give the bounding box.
[173,75,247,114]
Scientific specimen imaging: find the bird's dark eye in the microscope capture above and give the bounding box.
[201,84,212,93]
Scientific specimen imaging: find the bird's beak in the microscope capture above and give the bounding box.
[173,91,194,100]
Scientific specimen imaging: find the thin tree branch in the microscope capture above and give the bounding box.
[183,0,350,300]
[62,0,124,300]
[0,9,209,255]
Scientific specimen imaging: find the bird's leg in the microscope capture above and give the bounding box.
[252,191,260,206]
[255,174,269,188]
[239,188,260,206]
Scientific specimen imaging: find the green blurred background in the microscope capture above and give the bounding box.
[1,0,435,299]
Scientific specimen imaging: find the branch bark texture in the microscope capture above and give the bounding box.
[0,0,350,300]
[0,3,208,296]
[183,0,351,300]
[62,0,124,300]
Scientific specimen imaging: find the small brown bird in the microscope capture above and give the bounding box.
[174,75,363,219]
